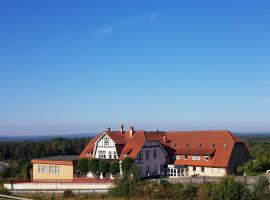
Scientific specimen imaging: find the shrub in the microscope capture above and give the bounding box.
[253,175,270,199]
[88,158,99,175]
[0,188,11,195]
[99,160,110,176]
[110,161,120,176]
[63,189,74,198]
[121,157,134,176]
[77,158,89,174]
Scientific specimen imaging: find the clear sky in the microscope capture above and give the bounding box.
[0,0,270,136]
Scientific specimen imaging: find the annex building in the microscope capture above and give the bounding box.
[32,126,250,180]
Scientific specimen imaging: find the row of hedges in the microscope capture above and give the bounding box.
[77,158,120,176]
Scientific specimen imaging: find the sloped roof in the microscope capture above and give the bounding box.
[79,129,245,168]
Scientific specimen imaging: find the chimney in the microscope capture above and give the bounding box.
[163,135,166,143]
[120,124,124,134]
[157,129,159,133]
[129,126,134,137]
[107,127,111,132]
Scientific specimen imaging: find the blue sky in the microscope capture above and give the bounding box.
[0,1,270,135]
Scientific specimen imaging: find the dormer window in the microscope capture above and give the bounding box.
[224,144,227,148]
[124,154,128,157]
[205,156,210,161]
[184,155,188,160]
[212,143,216,148]
[176,155,180,160]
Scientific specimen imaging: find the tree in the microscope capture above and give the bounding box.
[253,175,270,200]
[99,160,110,176]
[210,176,250,200]
[121,157,135,176]
[110,161,120,176]
[77,158,89,174]
[88,158,99,175]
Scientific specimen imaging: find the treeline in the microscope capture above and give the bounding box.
[0,137,90,179]
[238,136,270,175]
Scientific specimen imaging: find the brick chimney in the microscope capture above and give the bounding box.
[129,126,134,137]
[163,135,167,143]
[107,127,111,132]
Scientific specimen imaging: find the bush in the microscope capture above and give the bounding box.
[99,160,110,176]
[88,158,99,175]
[253,175,270,199]
[110,161,120,176]
[77,158,89,174]
[63,189,74,198]
[0,188,11,195]
[121,157,135,176]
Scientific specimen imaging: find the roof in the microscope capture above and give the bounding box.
[31,155,79,166]
[79,129,245,168]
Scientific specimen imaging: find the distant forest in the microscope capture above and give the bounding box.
[0,137,90,179]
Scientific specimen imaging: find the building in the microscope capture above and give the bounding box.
[31,155,78,180]
[79,127,250,177]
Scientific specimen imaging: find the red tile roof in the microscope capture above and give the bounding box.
[79,129,245,168]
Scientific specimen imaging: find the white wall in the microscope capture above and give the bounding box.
[188,166,226,177]
[4,182,113,190]
[94,134,118,159]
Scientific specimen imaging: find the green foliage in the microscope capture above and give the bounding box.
[209,176,250,200]
[252,175,270,199]
[121,157,135,176]
[63,189,74,198]
[0,188,11,195]
[99,160,110,175]
[0,137,90,179]
[241,136,270,175]
[77,158,89,174]
[110,161,120,176]
[109,158,139,198]
[88,158,99,175]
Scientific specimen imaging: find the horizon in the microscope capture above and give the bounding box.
[1,1,270,136]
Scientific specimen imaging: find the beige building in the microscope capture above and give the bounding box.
[31,156,78,180]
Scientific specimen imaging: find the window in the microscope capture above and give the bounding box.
[104,137,109,146]
[184,155,188,160]
[38,165,43,173]
[201,167,204,172]
[176,155,180,160]
[49,166,54,174]
[108,151,112,159]
[146,150,150,160]
[146,166,150,176]
[193,167,196,172]
[192,155,200,160]
[44,166,49,173]
[55,166,60,174]
[154,165,158,174]
[205,156,210,161]
[224,144,227,148]
[154,150,157,159]
[160,165,163,173]
[98,151,106,159]
[212,143,216,148]
[113,151,117,159]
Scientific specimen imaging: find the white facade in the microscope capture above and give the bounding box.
[167,165,226,177]
[136,140,167,177]
[94,134,118,159]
